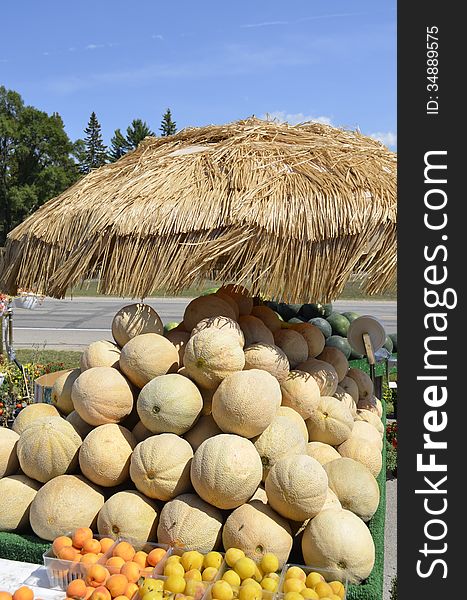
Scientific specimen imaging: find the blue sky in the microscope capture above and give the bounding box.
[1,0,396,148]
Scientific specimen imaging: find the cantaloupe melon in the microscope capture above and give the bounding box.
[276,406,308,442]
[305,441,341,466]
[131,420,154,443]
[66,410,94,439]
[183,329,245,390]
[302,508,375,583]
[80,340,121,371]
[212,370,281,438]
[29,474,105,541]
[280,370,320,419]
[130,433,193,501]
[339,376,359,404]
[306,397,354,445]
[290,323,325,358]
[346,368,374,401]
[265,454,328,521]
[79,424,136,487]
[119,333,179,388]
[190,434,262,509]
[222,500,293,568]
[297,359,339,397]
[375,397,383,418]
[348,420,383,450]
[253,416,307,481]
[184,295,237,332]
[157,493,224,553]
[333,386,357,417]
[317,347,349,382]
[0,428,19,477]
[324,457,380,522]
[217,285,253,316]
[51,369,80,415]
[215,291,241,320]
[355,409,385,437]
[184,415,223,451]
[12,403,59,435]
[165,330,191,365]
[357,395,382,417]
[273,330,308,369]
[191,316,244,347]
[238,315,275,346]
[251,306,282,332]
[72,367,134,426]
[338,438,382,477]
[17,417,82,483]
[322,488,342,511]
[0,474,41,531]
[243,343,289,382]
[112,303,163,348]
[250,486,268,504]
[97,490,160,542]
[137,374,203,435]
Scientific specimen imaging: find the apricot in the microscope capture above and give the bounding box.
[85,564,110,588]
[147,547,167,566]
[53,535,73,556]
[112,542,135,562]
[106,556,125,575]
[124,583,139,599]
[58,546,80,561]
[67,578,87,599]
[89,587,111,600]
[12,588,33,600]
[99,538,115,554]
[120,561,140,583]
[133,550,148,568]
[82,539,101,555]
[106,574,129,599]
[0,593,13,600]
[72,527,94,549]
[81,553,100,566]
[85,588,95,600]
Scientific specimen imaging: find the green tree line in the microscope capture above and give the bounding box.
[0,85,177,244]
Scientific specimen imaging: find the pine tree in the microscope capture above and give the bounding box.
[108,128,131,162]
[108,120,154,162]
[160,108,177,136]
[81,112,107,173]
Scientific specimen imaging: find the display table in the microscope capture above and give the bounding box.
[0,558,62,598]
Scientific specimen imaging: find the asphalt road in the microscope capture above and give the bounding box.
[10,297,397,350]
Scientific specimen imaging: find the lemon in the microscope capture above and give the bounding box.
[225,548,245,568]
[305,573,325,588]
[264,573,280,582]
[185,580,206,598]
[260,554,279,575]
[260,578,277,592]
[164,575,186,594]
[253,565,264,583]
[181,550,204,572]
[204,551,223,570]
[185,569,203,582]
[313,582,333,598]
[283,578,306,594]
[239,584,262,600]
[329,582,345,599]
[222,570,241,587]
[166,554,182,564]
[202,567,218,582]
[234,557,256,580]
[284,593,305,600]
[301,589,319,600]
[242,579,262,592]
[140,579,164,595]
[211,581,234,600]
[286,567,306,582]
[164,562,185,578]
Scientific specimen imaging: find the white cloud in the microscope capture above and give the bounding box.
[86,43,105,50]
[241,21,289,29]
[369,131,397,148]
[242,12,365,29]
[261,111,333,126]
[152,34,164,40]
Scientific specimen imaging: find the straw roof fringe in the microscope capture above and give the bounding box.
[1,118,396,302]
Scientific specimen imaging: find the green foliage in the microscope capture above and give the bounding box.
[0,87,80,244]
[160,108,177,136]
[81,112,107,173]
[386,439,397,475]
[108,119,154,162]
[389,575,397,599]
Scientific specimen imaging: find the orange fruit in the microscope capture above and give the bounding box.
[120,561,140,584]
[89,587,111,600]
[82,538,101,555]
[0,593,13,600]
[85,564,110,588]
[106,556,125,574]
[99,538,115,554]
[147,547,167,566]
[124,583,138,600]
[106,574,129,599]
[72,527,94,549]
[133,550,148,568]
[67,578,88,599]
[12,588,34,600]
[58,546,80,561]
[52,535,73,556]
[81,553,100,566]
[112,542,135,563]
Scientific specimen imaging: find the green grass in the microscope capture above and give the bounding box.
[15,349,81,369]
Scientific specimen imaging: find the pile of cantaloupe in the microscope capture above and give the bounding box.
[0,286,385,586]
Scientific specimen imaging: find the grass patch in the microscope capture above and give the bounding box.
[15,349,81,370]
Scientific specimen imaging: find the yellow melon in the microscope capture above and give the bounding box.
[324,458,380,522]
[305,441,341,466]
[72,367,134,426]
[222,500,293,568]
[165,330,191,364]
[157,493,224,553]
[131,420,154,443]
[212,369,281,438]
[265,454,328,521]
[251,306,282,332]
[354,409,385,437]
[51,369,80,415]
[276,406,308,442]
[191,316,245,347]
[290,323,325,358]
[0,428,20,477]
[273,330,308,369]
[306,397,354,445]
[190,434,262,509]
[97,490,160,542]
[322,487,342,511]
[184,414,223,451]
[243,343,290,382]
[333,386,357,417]
[112,303,163,347]
[17,416,82,483]
[130,433,193,501]
[238,315,275,346]
[66,410,94,439]
[184,295,237,332]
[137,373,203,435]
[347,421,383,450]
[280,370,321,419]
[80,340,121,372]
[12,403,59,435]
[119,333,179,388]
[0,474,41,531]
[337,438,382,477]
[317,347,349,382]
[79,424,136,487]
[29,474,105,541]
[217,285,253,316]
[183,329,245,390]
[302,508,375,584]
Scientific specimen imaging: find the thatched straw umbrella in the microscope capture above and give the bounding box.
[0,118,396,302]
